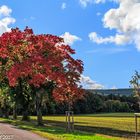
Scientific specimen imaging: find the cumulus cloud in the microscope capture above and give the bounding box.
[80,75,104,89]
[0,5,12,16]
[61,2,66,10]
[61,32,81,45]
[89,32,130,45]
[0,5,15,35]
[89,0,140,51]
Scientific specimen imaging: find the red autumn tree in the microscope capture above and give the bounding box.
[0,27,84,125]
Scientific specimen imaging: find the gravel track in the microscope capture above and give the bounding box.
[0,123,47,140]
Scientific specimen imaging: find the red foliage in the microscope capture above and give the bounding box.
[0,27,84,103]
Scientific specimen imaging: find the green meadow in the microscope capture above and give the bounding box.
[0,113,137,140]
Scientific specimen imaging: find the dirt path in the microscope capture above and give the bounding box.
[0,123,47,140]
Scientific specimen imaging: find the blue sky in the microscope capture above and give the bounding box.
[0,0,140,89]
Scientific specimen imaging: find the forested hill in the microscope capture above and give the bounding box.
[86,88,134,96]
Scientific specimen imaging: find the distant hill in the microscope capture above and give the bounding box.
[86,88,134,96]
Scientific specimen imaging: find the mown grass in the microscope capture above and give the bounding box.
[36,113,136,139]
[0,113,137,140]
[0,116,120,140]
[42,113,135,132]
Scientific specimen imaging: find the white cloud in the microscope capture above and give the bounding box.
[94,0,106,4]
[89,0,140,51]
[79,0,94,7]
[1,17,15,25]
[80,75,104,89]
[0,5,12,16]
[89,32,130,45]
[61,32,81,45]
[61,2,66,10]
[79,0,117,7]
[89,32,114,44]
[0,5,15,35]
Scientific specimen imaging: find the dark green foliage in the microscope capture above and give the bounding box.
[72,92,104,113]
[0,89,139,116]
[103,100,130,112]
[46,91,137,114]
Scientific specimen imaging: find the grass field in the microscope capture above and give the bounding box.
[0,113,138,140]
[40,113,136,139]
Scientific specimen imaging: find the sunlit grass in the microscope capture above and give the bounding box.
[0,113,136,139]
[38,113,136,139]
[40,113,135,133]
[0,116,120,140]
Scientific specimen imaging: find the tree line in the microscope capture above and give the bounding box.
[0,90,139,116]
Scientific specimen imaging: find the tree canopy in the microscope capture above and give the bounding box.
[0,27,84,124]
[0,27,84,103]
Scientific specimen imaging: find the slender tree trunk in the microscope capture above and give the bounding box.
[37,107,43,125]
[36,89,43,126]
[22,109,30,121]
[3,99,9,119]
[19,79,30,121]
[0,107,3,117]
[4,107,9,118]
[4,111,9,118]
[68,102,71,112]
[13,103,17,119]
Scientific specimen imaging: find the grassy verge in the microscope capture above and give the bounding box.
[0,117,120,140]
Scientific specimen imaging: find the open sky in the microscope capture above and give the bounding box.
[0,0,140,89]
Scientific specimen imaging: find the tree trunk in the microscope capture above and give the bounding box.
[0,107,3,117]
[4,108,9,119]
[3,100,9,119]
[19,79,30,121]
[13,103,17,119]
[68,102,71,112]
[36,89,44,126]
[37,107,43,125]
[22,109,30,121]
[4,112,9,118]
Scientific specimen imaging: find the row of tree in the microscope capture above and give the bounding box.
[44,91,140,114]
[1,90,140,116]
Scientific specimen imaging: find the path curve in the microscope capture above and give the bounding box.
[0,123,47,140]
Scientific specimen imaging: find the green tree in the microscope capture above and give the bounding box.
[130,71,140,110]
[0,86,11,118]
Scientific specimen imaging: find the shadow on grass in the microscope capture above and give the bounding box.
[69,113,134,117]
[0,118,97,138]
[44,120,137,139]
[0,118,138,139]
